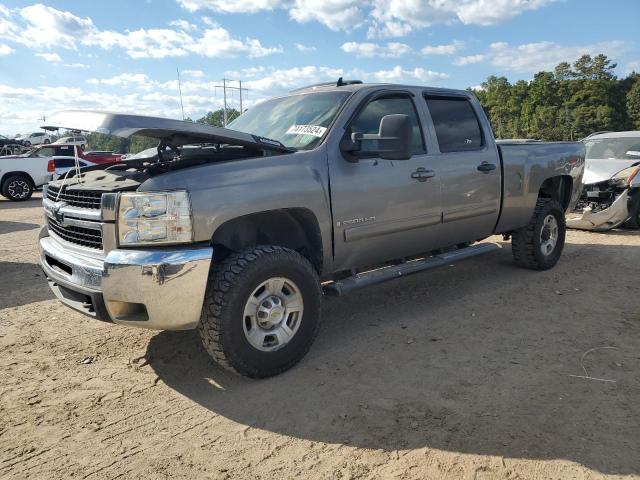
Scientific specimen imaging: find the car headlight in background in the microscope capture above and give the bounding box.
[611,165,640,187]
[118,190,193,246]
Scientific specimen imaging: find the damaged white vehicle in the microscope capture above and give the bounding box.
[567,131,640,231]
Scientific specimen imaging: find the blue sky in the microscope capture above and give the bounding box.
[0,0,639,134]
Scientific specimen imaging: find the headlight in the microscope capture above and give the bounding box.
[118,190,193,246]
[611,166,640,187]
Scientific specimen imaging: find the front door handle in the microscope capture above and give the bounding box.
[411,167,436,182]
[477,162,497,173]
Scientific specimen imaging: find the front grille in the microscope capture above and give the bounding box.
[47,185,103,210]
[47,217,103,250]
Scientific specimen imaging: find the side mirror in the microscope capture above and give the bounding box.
[349,114,413,160]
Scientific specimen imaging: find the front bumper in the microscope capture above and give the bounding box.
[39,234,213,330]
[566,189,630,231]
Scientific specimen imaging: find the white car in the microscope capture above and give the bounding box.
[54,135,87,148]
[0,146,56,201]
[16,131,52,147]
[568,131,640,230]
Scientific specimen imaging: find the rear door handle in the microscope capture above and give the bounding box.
[477,162,497,173]
[411,167,436,182]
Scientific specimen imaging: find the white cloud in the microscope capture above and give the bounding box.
[487,40,626,73]
[0,43,12,56]
[369,65,449,83]
[421,40,464,55]
[87,73,156,90]
[177,0,282,14]
[182,69,206,77]
[295,43,316,53]
[289,0,364,30]
[64,63,88,68]
[36,52,62,62]
[341,41,412,58]
[625,60,640,75]
[368,0,559,38]
[19,4,95,49]
[453,54,486,66]
[168,19,199,31]
[0,4,281,59]
[243,66,345,92]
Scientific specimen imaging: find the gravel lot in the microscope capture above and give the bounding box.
[1,194,639,479]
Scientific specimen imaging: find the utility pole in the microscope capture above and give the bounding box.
[215,79,249,126]
[223,78,227,126]
[177,68,185,120]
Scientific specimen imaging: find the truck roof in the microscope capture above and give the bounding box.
[290,80,473,97]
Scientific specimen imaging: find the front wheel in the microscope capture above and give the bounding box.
[44,139,50,144]
[199,245,322,378]
[1,174,34,201]
[512,199,566,270]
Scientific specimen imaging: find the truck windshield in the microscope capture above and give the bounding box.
[585,137,640,160]
[227,91,351,150]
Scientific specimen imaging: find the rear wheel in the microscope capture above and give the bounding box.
[199,245,322,378]
[512,199,566,270]
[23,141,31,147]
[623,191,640,229]
[1,174,34,201]
[44,139,50,144]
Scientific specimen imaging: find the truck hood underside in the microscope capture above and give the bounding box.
[42,110,292,153]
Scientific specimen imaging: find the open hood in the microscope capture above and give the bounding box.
[41,110,292,153]
[583,157,639,184]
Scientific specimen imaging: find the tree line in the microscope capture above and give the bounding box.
[473,54,640,141]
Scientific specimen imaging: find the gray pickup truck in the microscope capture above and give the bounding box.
[39,80,585,377]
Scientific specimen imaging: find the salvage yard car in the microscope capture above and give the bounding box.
[38,81,585,377]
[567,131,640,230]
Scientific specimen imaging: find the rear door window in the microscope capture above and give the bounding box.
[424,96,483,153]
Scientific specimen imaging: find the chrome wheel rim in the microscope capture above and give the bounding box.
[8,179,30,199]
[540,214,559,256]
[242,277,303,352]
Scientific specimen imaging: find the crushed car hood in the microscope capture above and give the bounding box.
[42,110,292,153]
[583,157,639,184]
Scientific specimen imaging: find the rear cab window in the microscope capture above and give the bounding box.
[424,95,483,153]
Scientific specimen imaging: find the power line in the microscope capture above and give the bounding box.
[215,79,249,126]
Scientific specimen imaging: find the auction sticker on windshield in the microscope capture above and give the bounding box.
[285,125,327,138]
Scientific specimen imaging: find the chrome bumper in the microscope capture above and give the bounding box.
[567,189,630,232]
[39,234,213,330]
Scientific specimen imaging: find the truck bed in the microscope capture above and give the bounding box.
[496,141,585,233]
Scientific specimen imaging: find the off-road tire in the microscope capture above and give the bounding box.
[512,198,566,270]
[198,245,322,378]
[623,191,640,229]
[1,174,34,201]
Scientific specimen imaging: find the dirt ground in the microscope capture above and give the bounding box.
[1,193,639,480]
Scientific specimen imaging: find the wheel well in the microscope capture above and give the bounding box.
[211,208,324,274]
[1,171,35,188]
[538,176,573,211]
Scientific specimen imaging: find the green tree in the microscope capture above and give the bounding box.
[196,108,241,127]
[627,79,640,129]
[474,54,635,141]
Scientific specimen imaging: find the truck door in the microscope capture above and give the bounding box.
[329,92,442,271]
[422,95,501,247]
